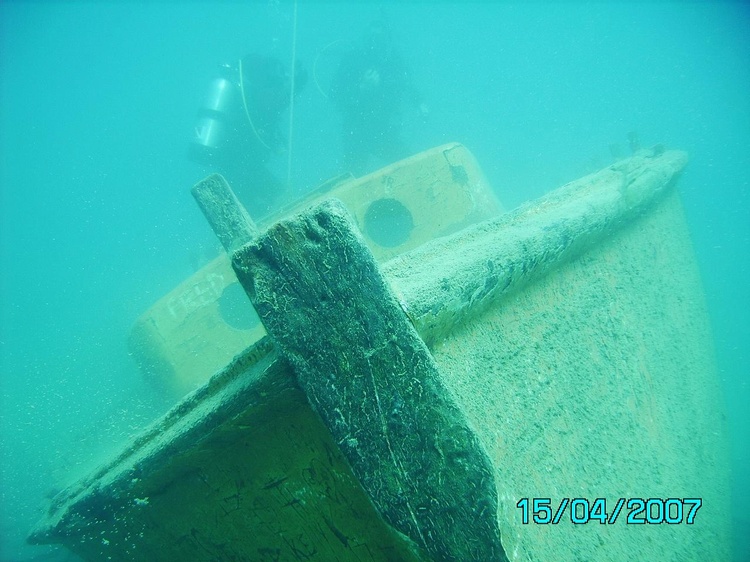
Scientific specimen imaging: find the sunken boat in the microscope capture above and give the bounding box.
[29,143,732,561]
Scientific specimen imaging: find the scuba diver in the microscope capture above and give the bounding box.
[329,20,427,176]
[189,53,307,218]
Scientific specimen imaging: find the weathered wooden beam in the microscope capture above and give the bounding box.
[385,148,688,346]
[232,199,507,562]
[191,173,258,253]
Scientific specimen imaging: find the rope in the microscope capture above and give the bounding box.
[238,57,273,151]
[313,39,347,99]
[286,0,298,186]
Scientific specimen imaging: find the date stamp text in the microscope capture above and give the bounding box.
[516,497,703,525]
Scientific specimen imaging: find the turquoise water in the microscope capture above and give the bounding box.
[0,2,747,561]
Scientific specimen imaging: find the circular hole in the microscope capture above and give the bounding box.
[218,282,260,331]
[364,198,414,248]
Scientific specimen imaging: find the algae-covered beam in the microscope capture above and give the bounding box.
[192,173,258,253]
[385,149,688,346]
[232,200,507,562]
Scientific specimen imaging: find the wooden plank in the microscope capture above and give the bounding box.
[192,173,258,253]
[384,148,689,346]
[232,199,507,562]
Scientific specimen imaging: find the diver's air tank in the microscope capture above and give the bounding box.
[189,63,239,165]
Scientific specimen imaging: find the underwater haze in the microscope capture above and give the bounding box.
[1,1,748,561]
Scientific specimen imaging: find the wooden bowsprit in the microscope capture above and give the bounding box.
[232,199,507,562]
